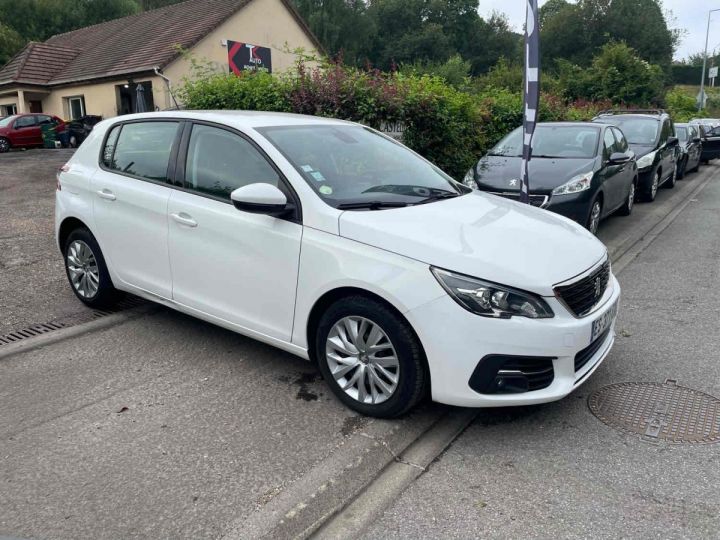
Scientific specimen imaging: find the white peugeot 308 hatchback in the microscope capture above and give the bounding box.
[56,111,620,417]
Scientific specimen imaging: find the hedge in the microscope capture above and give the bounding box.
[177,60,622,180]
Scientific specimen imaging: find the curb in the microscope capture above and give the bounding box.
[0,305,156,361]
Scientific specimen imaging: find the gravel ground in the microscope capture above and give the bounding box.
[0,149,89,336]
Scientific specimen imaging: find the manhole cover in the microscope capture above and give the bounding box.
[588,380,720,444]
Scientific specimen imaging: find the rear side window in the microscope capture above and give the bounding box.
[108,122,179,182]
[102,125,122,168]
[184,124,279,200]
[15,116,36,128]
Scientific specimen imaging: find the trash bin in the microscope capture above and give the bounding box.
[41,124,57,148]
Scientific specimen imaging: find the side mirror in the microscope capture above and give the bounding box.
[609,152,631,165]
[667,136,679,147]
[230,183,292,217]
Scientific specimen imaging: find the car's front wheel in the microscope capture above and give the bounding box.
[64,228,119,308]
[0,137,10,153]
[665,162,677,189]
[315,295,427,418]
[617,180,636,216]
[643,170,661,202]
[677,156,687,179]
[586,198,602,235]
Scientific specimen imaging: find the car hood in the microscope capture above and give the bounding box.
[629,144,655,157]
[338,191,607,296]
[474,155,597,193]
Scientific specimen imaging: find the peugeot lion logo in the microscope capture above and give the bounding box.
[594,277,603,298]
[509,178,518,187]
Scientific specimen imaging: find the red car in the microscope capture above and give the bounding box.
[0,113,66,152]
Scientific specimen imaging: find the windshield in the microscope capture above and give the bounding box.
[600,116,658,145]
[676,126,688,142]
[0,115,17,127]
[258,125,462,208]
[489,125,600,159]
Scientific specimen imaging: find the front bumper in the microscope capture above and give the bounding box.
[544,189,595,225]
[405,273,620,407]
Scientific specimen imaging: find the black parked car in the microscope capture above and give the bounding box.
[464,122,637,235]
[675,123,702,178]
[66,115,103,148]
[689,119,720,164]
[593,110,679,202]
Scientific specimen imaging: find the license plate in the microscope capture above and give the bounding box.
[591,300,618,342]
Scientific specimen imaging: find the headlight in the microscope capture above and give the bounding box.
[552,172,593,196]
[636,151,656,169]
[462,167,476,188]
[431,267,554,319]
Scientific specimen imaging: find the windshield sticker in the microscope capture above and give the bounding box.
[319,185,333,195]
[310,171,326,182]
[301,164,314,172]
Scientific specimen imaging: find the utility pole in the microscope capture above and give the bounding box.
[699,9,720,111]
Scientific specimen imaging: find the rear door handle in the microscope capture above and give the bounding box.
[96,189,116,201]
[170,212,198,228]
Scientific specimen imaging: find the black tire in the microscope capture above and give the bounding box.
[69,135,78,148]
[642,169,660,202]
[315,295,427,418]
[0,137,10,153]
[586,197,602,235]
[664,162,677,189]
[677,157,686,179]
[617,179,636,216]
[63,228,119,308]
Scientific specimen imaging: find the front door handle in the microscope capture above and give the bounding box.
[170,212,198,228]
[96,189,116,201]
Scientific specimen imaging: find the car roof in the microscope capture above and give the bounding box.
[99,110,355,130]
[534,121,602,128]
[594,113,663,121]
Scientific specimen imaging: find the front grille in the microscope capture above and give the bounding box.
[489,192,548,208]
[575,327,611,372]
[555,260,610,317]
[469,355,555,394]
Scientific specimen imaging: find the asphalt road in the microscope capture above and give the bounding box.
[1,149,718,539]
[362,169,720,539]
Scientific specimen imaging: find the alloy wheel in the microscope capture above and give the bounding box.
[627,183,635,211]
[325,316,399,405]
[651,172,660,199]
[66,240,100,298]
[0,138,9,153]
[588,201,601,235]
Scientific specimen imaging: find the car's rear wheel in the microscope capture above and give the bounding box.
[617,180,635,216]
[64,228,119,308]
[315,295,427,418]
[586,198,602,235]
[0,137,10,153]
[643,170,661,202]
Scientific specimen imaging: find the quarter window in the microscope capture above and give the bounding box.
[185,124,279,200]
[102,125,122,168]
[109,121,179,182]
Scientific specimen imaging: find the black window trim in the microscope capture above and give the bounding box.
[98,118,185,189]
[174,119,303,224]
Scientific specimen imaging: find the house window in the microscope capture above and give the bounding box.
[67,96,86,120]
[1,104,16,115]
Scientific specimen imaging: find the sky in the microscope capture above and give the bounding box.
[478,0,720,61]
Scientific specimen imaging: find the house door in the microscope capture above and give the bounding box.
[29,101,43,113]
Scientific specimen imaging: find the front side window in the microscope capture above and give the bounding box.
[490,125,600,159]
[259,124,462,207]
[603,129,617,160]
[611,128,629,152]
[676,126,688,142]
[185,124,280,200]
[109,121,179,182]
[14,116,37,128]
[660,120,671,144]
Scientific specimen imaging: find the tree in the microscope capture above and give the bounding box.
[0,24,24,66]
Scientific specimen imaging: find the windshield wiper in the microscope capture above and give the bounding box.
[414,192,461,205]
[336,201,409,210]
